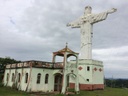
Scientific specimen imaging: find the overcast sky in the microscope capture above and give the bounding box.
[0,0,128,78]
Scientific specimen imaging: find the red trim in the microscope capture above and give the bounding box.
[69,83,104,90]
[78,66,83,70]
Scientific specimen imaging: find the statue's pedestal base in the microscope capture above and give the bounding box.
[69,59,104,90]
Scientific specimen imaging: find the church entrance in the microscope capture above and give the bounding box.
[54,73,62,92]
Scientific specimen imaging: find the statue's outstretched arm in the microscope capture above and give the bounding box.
[67,17,82,28]
[67,22,73,27]
[67,21,81,28]
[91,8,117,24]
[107,8,117,14]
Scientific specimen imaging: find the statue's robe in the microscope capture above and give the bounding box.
[68,12,109,59]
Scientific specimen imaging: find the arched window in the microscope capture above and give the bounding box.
[6,73,9,81]
[18,73,21,82]
[12,73,14,82]
[45,74,49,84]
[25,73,28,83]
[36,73,41,84]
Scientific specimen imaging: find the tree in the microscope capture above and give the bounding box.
[105,78,128,88]
[0,57,21,73]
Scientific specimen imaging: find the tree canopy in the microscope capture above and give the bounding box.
[0,57,21,73]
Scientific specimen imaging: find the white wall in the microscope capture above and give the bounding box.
[3,68,30,91]
[30,68,55,92]
[69,59,104,85]
[92,65,104,84]
[3,67,62,92]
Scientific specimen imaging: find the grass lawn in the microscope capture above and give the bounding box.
[55,87,128,96]
[79,87,128,96]
[0,84,128,96]
[0,84,29,96]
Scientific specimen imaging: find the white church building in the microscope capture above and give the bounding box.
[3,45,104,93]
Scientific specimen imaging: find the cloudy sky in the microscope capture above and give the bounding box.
[0,0,128,78]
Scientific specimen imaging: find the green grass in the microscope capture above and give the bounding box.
[0,85,128,96]
[79,87,128,96]
[0,85,29,96]
[55,87,128,96]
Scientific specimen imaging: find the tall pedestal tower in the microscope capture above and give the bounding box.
[67,6,116,90]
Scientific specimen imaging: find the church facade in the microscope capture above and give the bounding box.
[3,60,63,92]
[3,46,104,93]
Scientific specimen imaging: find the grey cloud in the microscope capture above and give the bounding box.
[105,68,128,79]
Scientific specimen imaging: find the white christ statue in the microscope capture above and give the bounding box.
[67,6,117,59]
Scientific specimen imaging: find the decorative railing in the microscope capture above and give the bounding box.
[5,61,64,69]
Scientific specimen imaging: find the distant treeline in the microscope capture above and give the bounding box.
[105,79,128,88]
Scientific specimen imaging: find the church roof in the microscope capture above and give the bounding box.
[57,46,74,53]
[53,44,78,56]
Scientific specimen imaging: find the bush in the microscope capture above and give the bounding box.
[0,83,4,87]
[0,74,3,82]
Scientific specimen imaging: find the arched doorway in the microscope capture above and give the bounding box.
[54,73,63,92]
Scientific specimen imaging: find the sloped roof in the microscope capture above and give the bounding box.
[53,45,78,56]
[56,46,75,53]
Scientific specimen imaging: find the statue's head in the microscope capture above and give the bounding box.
[84,6,92,15]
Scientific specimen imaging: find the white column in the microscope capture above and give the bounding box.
[75,56,79,93]
[61,53,67,94]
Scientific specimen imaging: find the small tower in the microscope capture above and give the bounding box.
[52,44,79,94]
